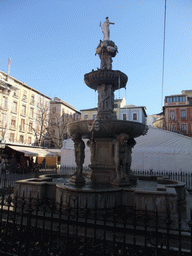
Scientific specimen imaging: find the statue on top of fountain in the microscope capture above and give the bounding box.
[102,17,115,41]
[96,17,118,70]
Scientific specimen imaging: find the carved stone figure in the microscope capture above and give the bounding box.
[72,135,85,175]
[125,138,136,176]
[114,133,129,179]
[114,134,136,180]
[98,85,110,111]
[102,17,115,41]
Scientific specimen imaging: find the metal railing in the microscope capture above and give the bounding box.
[0,192,192,255]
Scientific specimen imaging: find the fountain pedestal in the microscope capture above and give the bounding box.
[90,137,115,184]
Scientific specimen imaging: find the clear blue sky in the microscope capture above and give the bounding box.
[0,0,191,115]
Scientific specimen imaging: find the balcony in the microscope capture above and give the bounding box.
[181,117,186,121]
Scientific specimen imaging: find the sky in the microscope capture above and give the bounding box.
[0,0,192,115]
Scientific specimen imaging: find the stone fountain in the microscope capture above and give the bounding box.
[14,18,184,214]
[67,17,148,188]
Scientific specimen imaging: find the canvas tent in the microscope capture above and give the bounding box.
[132,126,192,172]
[61,127,192,172]
[8,145,60,157]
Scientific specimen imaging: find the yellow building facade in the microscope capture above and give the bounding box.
[0,71,51,146]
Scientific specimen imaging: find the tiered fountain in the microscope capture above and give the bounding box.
[14,18,182,214]
[67,17,148,188]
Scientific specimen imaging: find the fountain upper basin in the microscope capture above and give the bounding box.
[67,119,148,139]
[84,70,128,91]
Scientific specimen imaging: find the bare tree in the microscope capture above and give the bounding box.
[27,102,50,146]
[47,113,73,148]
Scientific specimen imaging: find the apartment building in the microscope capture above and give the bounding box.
[49,97,81,148]
[0,71,51,146]
[163,90,192,136]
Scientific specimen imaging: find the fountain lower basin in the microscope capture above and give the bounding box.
[14,174,185,215]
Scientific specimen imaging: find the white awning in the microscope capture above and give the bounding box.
[8,145,61,157]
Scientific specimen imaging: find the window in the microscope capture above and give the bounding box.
[84,115,88,120]
[170,110,175,120]
[0,113,6,127]
[22,90,27,101]
[19,135,24,143]
[93,114,96,120]
[30,108,34,118]
[38,96,42,106]
[13,91,18,98]
[166,96,185,103]
[20,119,25,131]
[21,105,26,116]
[37,109,41,120]
[30,95,35,104]
[12,101,17,113]
[29,122,33,133]
[28,137,32,144]
[2,96,8,108]
[133,113,138,121]
[9,133,15,142]
[123,114,126,121]
[181,124,186,133]
[52,107,56,114]
[179,96,185,102]
[170,124,176,132]
[11,116,16,129]
[181,110,186,120]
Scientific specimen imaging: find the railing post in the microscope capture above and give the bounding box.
[155,205,159,256]
[166,206,171,256]
[94,199,98,247]
[188,208,192,254]
[84,198,88,256]
[133,204,137,253]
[178,205,182,256]
[144,204,148,252]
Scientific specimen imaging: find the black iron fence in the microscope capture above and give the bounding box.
[0,169,57,189]
[60,165,90,175]
[0,173,36,190]
[133,169,192,190]
[0,191,192,255]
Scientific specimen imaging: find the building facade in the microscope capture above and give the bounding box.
[0,71,51,146]
[163,90,192,136]
[49,97,81,148]
[80,97,147,125]
[119,105,147,124]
